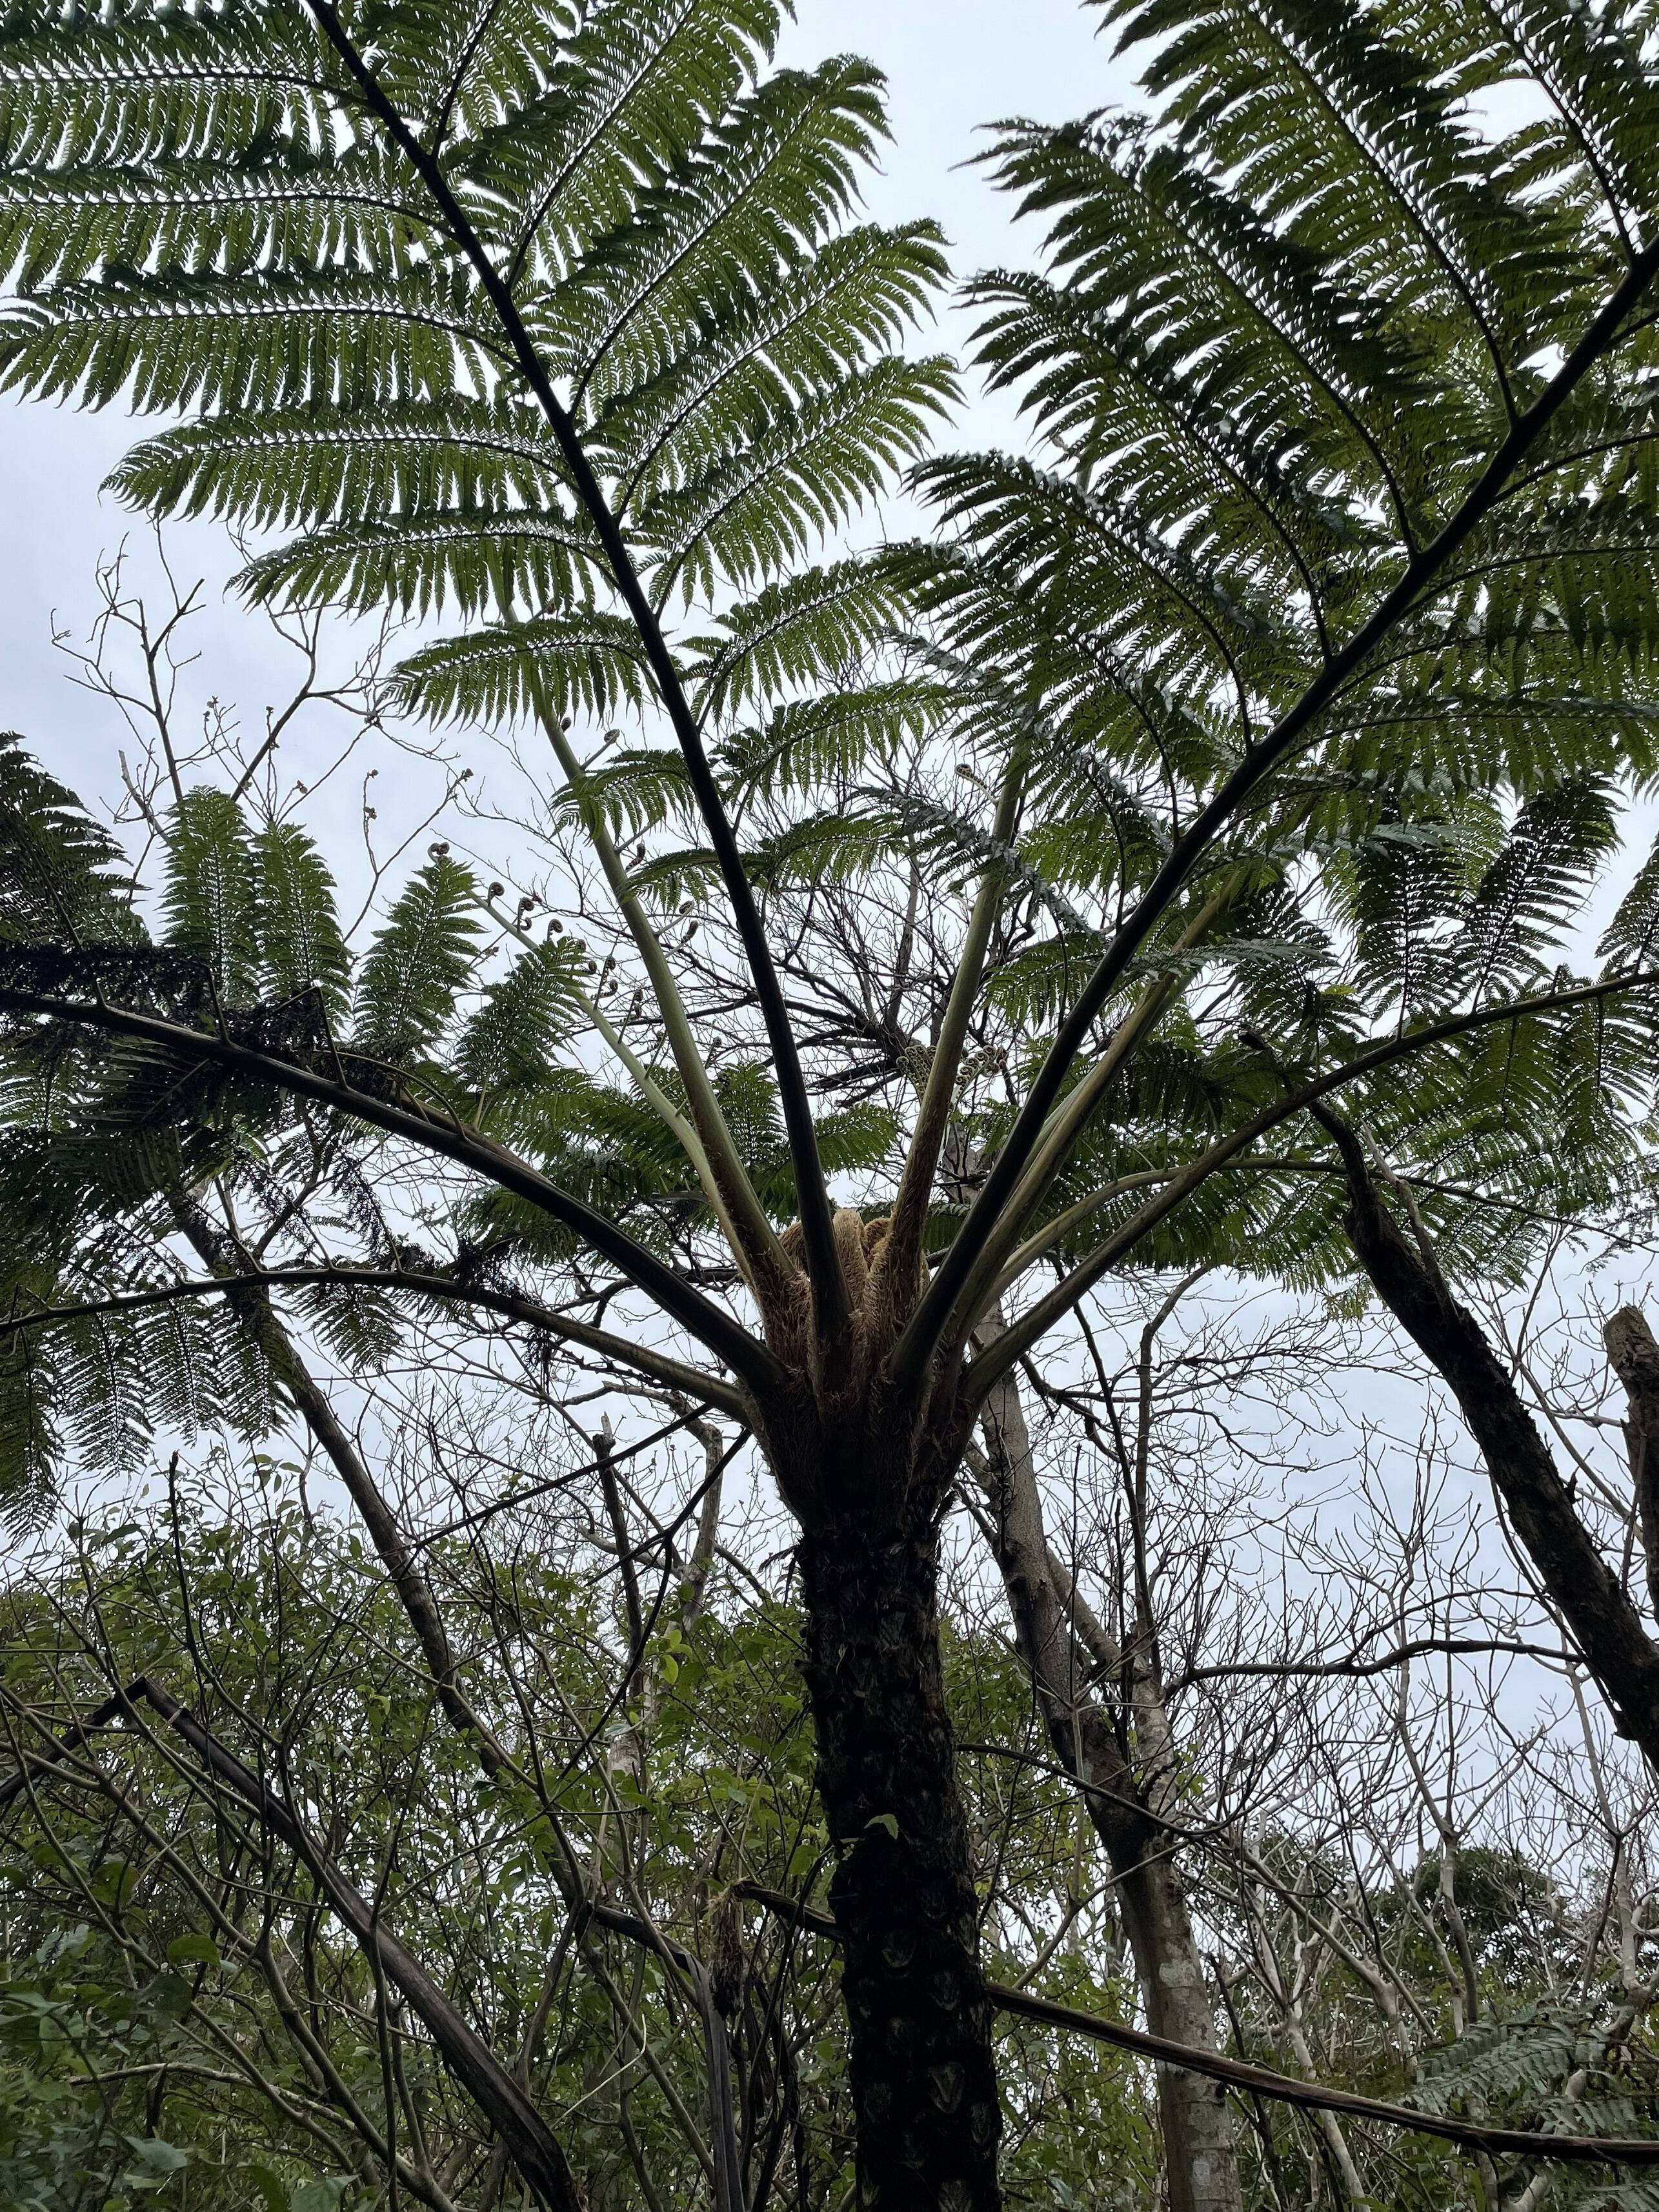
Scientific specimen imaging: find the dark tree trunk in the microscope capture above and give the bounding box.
[796,1506,1003,2212]
[1322,1109,1659,1765]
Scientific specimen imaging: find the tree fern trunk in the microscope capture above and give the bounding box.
[797,1509,1003,2211]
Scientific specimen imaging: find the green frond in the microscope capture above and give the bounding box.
[745,805,904,890]
[0,0,947,646]
[390,611,649,725]
[967,264,1381,602]
[545,58,891,397]
[454,937,588,1131]
[236,507,600,620]
[1434,0,1659,228]
[0,1307,57,1531]
[594,219,950,500]
[642,353,957,597]
[688,556,917,720]
[975,110,1439,527]
[1112,0,1581,391]
[460,0,785,269]
[0,266,496,416]
[719,681,946,801]
[1454,777,1621,1001]
[0,733,137,943]
[1601,832,1659,977]
[918,448,1311,710]
[622,845,723,912]
[161,789,259,1003]
[0,145,436,292]
[251,820,350,1020]
[553,747,696,841]
[351,853,481,1067]
[0,12,327,171]
[109,398,572,535]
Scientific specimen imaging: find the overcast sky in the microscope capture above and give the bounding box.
[0,0,1125,807]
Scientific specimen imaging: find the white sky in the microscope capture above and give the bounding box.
[0,0,1124,809]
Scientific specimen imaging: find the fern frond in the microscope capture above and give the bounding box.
[689,556,917,720]
[352,854,481,1067]
[109,398,571,534]
[641,354,957,596]
[719,681,946,801]
[390,612,649,725]
[236,507,599,620]
[252,821,350,1020]
[161,789,258,1003]
[0,734,137,943]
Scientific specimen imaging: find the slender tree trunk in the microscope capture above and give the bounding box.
[1319,1107,1659,1765]
[796,1500,1003,2212]
[976,1332,1241,2212]
[1604,1305,1659,1620]
[1116,1851,1242,2212]
[169,1197,468,1722]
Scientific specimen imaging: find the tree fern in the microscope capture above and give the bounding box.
[6,6,1659,2203]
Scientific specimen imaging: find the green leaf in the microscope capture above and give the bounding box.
[246,2164,288,2212]
[121,2135,189,2188]
[351,854,480,1067]
[164,1933,219,1972]
[291,2182,352,2212]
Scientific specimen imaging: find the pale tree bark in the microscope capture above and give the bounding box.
[974,1311,1241,2212]
[1243,1914,1366,2209]
[1604,1305,1659,1621]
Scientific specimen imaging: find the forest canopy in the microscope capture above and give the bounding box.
[3,1,1659,2209]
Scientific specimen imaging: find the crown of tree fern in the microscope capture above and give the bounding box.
[3,0,1659,1509]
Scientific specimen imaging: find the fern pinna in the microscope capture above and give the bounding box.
[5,3,1659,2208]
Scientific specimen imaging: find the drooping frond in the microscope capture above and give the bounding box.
[687,556,918,719]
[390,610,649,724]
[251,819,350,1018]
[351,852,482,1069]
[161,788,259,1001]
[0,733,137,943]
